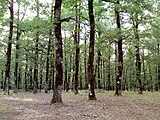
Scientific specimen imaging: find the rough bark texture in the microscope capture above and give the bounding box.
[51,0,63,104]
[115,0,123,96]
[88,0,96,100]
[4,0,14,95]
[74,4,80,94]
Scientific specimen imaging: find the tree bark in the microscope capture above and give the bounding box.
[84,31,88,90]
[157,44,160,91]
[51,0,63,104]
[4,0,14,95]
[74,4,80,94]
[134,19,142,94]
[107,41,111,91]
[97,51,102,89]
[66,53,72,92]
[29,64,33,91]
[45,2,54,93]
[13,3,21,93]
[51,52,55,91]
[1,71,3,89]
[33,0,40,94]
[39,54,43,92]
[115,0,123,96]
[88,0,96,100]
[24,53,28,91]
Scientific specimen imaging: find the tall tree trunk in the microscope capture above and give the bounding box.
[115,0,123,96]
[107,42,111,91]
[4,0,14,95]
[74,4,80,94]
[157,43,160,91]
[84,31,88,90]
[51,0,63,104]
[80,62,83,90]
[88,0,96,100]
[134,19,142,94]
[142,49,146,91]
[64,43,67,91]
[45,34,51,93]
[29,65,33,91]
[51,53,55,91]
[18,67,21,90]
[13,3,21,93]
[1,71,3,89]
[97,51,102,89]
[33,0,39,94]
[24,53,28,91]
[66,53,72,92]
[39,54,43,92]
[45,2,54,93]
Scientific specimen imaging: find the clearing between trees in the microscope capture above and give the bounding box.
[0,91,160,120]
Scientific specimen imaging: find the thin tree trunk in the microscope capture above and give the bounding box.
[80,62,83,90]
[84,32,88,90]
[4,0,14,95]
[142,49,146,91]
[64,46,67,91]
[51,0,63,104]
[45,37,51,93]
[13,5,21,93]
[33,0,39,94]
[107,43,111,91]
[18,67,21,90]
[39,54,43,92]
[115,0,123,96]
[45,2,54,93]
[97,51,102,89]
[157,44,160,91]
[66,53,72,92]
[134,19,142,94]
[51,53,55,91]
[29,65,33,91]
[24,53,28,91]
[88,0,96,100]
[1,71,3,89]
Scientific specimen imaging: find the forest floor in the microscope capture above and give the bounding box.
[0,90,160,120]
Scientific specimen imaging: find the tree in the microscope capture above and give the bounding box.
[115,0,123,96]
[88,0,96,100]
[33,0,40,94]
[74,3,80,94]
[4,0,14,95]
[45,1,54,93]
[51,0,63,104]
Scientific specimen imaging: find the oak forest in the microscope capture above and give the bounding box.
[0,0,160,120]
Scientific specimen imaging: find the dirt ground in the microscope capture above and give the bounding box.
[0,90,160,120]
